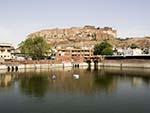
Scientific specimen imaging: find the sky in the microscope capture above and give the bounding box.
[0,0,150,47]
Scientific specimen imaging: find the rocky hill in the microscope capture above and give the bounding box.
[27,25,150,48]
[115,37,150,48]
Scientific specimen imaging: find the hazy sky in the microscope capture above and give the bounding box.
[0,0,150,46]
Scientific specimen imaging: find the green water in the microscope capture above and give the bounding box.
[0,67,150,113]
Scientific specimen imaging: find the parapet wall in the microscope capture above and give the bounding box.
[100,59,150,68]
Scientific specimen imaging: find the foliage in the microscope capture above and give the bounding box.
[101,47,113,55]
[130,43,138,49]
[19,36,51,60]
[93,41,113,55]
[142,48,149,54]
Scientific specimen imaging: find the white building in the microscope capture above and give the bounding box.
[113,48,124,55]
[0,43,15,60]
[114,47,142,56]
[124,48,142,56]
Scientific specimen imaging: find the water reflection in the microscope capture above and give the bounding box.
[100,67,150,87]
[19,73,49,97]
[1,68,150,113]
[94,72,115,93]
[0,73,15,87]
[17,69,117,97]
[0,68,150,97]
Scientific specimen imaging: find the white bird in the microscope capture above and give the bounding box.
[73,74,80,79]
[51,75,56,80]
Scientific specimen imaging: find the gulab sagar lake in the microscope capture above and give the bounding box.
[0,67,150,113]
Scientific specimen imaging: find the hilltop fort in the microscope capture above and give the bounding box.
[27,25,150,48]
[28,25,117,48]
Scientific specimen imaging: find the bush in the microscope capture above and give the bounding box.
[94,41,113,55]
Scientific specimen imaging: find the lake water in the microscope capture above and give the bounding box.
[0,67,150,113]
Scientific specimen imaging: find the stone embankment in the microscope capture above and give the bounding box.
[0,60,88,73]
[100,59,150,68]
[1,59,150,73]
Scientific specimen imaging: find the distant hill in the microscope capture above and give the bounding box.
[27,25,150,48]
[115,37,150,48]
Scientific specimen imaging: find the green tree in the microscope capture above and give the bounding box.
[19,36,51,60]
[94,41,113,55]
[130,43,138,49]
[101,47,113,55]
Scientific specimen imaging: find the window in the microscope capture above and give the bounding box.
[1,50,5,52]
[72,54,76,56]
[7,50,11,52]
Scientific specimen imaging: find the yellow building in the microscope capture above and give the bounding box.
[56,47,93,63]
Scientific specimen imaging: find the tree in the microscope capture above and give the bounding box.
[94,41,113,55]
[130,43,138,49]
[19,36,51,60]
[101,47,113,55]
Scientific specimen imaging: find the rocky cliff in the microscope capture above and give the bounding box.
[27,25,150,48]
[116,37,150,48]
[28,26,117,47]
